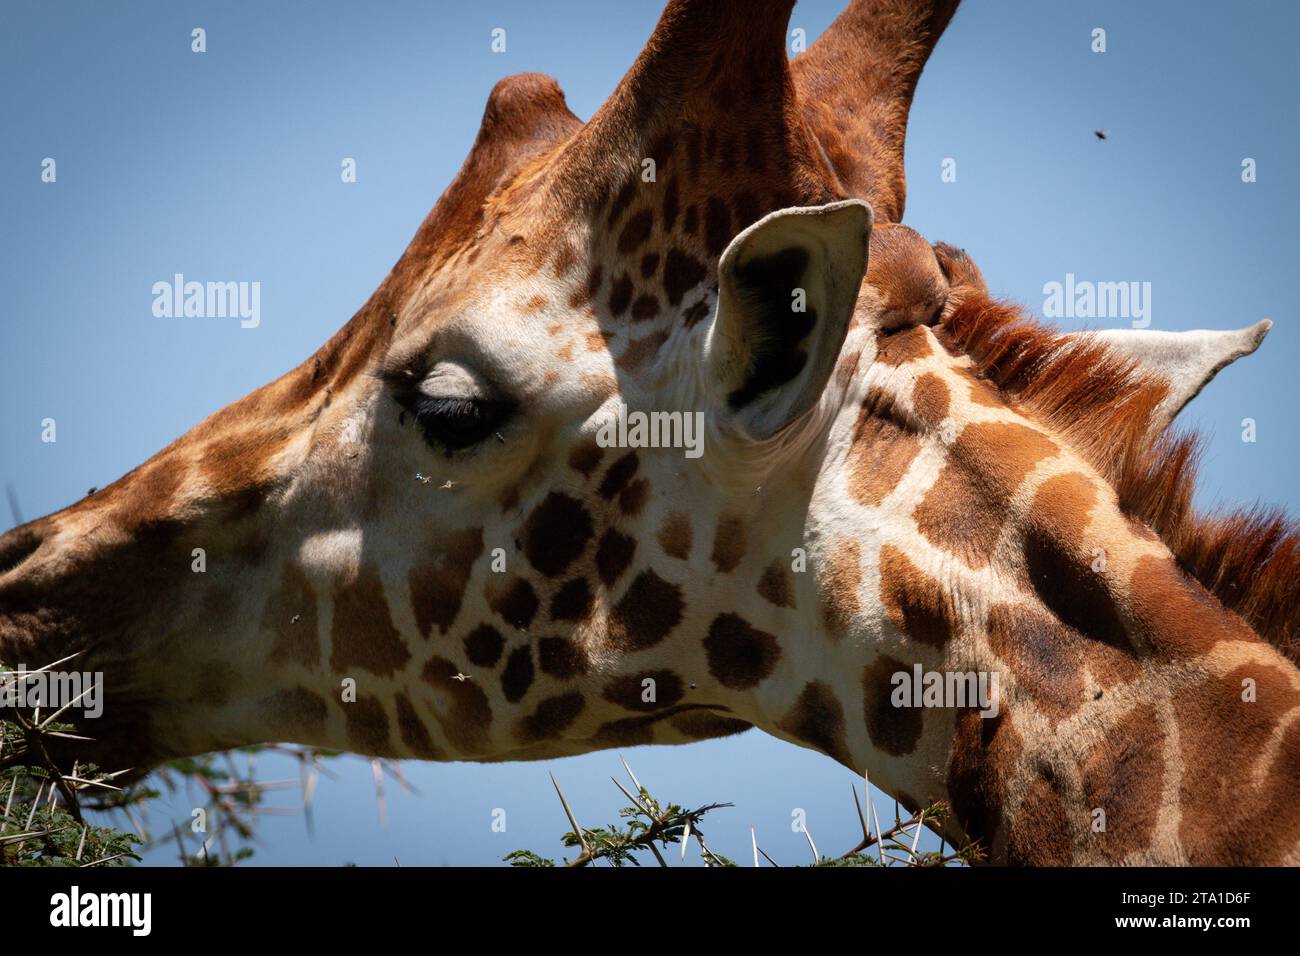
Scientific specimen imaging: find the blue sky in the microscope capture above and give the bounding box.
[1,0,1295,865]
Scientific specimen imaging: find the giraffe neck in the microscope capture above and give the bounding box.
[795,319,1300,865]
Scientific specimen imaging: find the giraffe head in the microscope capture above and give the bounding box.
[0,0,937,772]
[3,1,1297,865]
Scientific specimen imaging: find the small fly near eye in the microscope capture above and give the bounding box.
[441,480,455,489]
[290,614,301,624]
[414,472,431,484]
[494,432,506,443]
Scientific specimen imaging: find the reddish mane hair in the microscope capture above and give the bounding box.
[938,295,1300,664]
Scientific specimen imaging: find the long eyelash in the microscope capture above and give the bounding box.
[414,397,482,418]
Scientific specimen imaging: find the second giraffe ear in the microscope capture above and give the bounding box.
[1066,321,1271,429]
[705,199,872,442]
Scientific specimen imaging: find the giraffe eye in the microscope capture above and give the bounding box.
[404,394,514,451]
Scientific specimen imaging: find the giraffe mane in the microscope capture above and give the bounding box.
[937,294,1300,664]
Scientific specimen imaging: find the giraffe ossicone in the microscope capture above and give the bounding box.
[1,0,1296,866]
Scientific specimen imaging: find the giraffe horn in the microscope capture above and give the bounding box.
[792,0,962,222]
[544,0,839,210]
[385,72,580,283]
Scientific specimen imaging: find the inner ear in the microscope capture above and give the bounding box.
[706,199,872,442]
[727,245,816,409]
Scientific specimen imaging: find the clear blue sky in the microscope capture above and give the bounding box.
[2,0,1295,865]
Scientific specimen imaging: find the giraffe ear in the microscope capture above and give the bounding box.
[705,199,873,442]
[1069,321,1271,428]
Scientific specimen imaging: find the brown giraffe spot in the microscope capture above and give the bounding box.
[463,624,505,668]
[947,707,1021,854]
[568,439,603,476]
[486,575,539,632]
[683,204,698,236]
[421,656,492,754]
[1078,702,1163,862]
[521,492,593,577]
[664,248,707,306]
[630,294,660,321]
[911,372,950,426]
[552,242,578,276]
[409,526,484,638]
[522,294,548,313]
[661,177,679,232]
[836,348,862,386]
[549,577,592,621]
[757,559,795,609]
[1128,554,1255,659]
[593,715,655,746]
[657,510,692,559]
[265,562,320,668]
[640,252,660,279]
[344,695,392,754]
[1024,473,1129,650]
[682,299,710,327]
[704,196,732,256]
[875,325,932,365]
[619,478,649,517]
[819,536,862,640]
[595,528,637,586]
[862,655,922,756]
[704,613,781,689]
[617,209,654,254]
[1173,662,1300,864]
[569,263,603,309]
[879,544,957,647]
[330,566,411,677]
[710,513,747,573]
[501,645,535,702]
[395,692,440,758]
[1006,771,1076,865]
[616,330,669,372]
[777,681,852,765]
[598,451,639,500]
[557,341,575,363]
[669,711,753,740]
[987,603,1084,721]
[537,636,589,678]
[608,570,684,650]
[608,272,634,317]
[606,180,636,228]
[586,329,612,352]
[516,691,585,742]
[845,391,921,507]
[256,686,328,740]
[603,670,685,712]
[914,422,1059,569]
